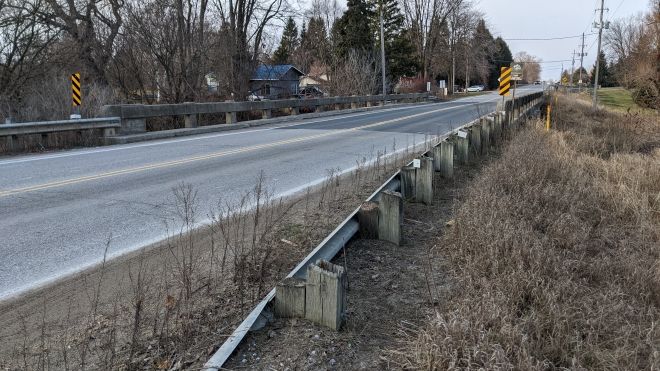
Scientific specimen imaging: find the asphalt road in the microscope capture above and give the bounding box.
[0,87,541,301]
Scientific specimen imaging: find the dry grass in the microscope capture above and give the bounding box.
[404,96,660,370]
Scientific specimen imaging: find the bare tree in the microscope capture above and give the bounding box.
[114,0,209,103]
[213,0,289,98]
[328,50,380,96]
[0,0,59,120]
[514,51,541,83]
[15,0,123,85]
[401,0,460,79]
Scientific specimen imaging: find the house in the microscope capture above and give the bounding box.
[249,65,304,99]
[300,63,329,89]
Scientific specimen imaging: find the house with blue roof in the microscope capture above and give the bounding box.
[249,64,304,99]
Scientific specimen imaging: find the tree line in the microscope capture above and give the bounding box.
[0,0,534,122]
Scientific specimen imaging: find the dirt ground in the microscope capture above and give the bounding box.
[223,163,483,370]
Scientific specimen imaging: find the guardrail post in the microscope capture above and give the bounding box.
[366,95,373,107]
[480,118,491,154]
[400,166,416,201]
[469,124,482,158]
[378,190,402,245]
[289,106,299,115]
[433,141,454,178]
[305,260,346,331]
[415,157,433,205]
[452,133,469,164]
[492,115,501,144]
[262,109,272,119]
[315,105,323,113]
[274,277,306,318]
[358,201,379,239]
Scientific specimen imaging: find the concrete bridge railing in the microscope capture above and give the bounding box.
[100,93,430,134]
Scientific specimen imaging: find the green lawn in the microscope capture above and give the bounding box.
[597,87,651,113]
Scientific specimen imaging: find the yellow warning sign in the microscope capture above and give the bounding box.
[499,67,511,96]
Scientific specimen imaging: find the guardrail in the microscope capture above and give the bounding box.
[100,93,430,134]
[0,117,121,150]
[203,90,545,370]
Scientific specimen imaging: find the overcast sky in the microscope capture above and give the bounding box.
[474,0,650,80]
[324,0,650,81]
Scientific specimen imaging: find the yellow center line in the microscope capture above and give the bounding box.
[0,103,469,198]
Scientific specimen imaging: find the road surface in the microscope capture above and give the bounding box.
[0,87,540,300]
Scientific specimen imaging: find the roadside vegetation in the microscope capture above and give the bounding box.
[404,95,660,369]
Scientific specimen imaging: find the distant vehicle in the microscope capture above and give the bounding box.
[296,86,326,99]
[534,81,542,85]
[466,85,485,92]
[247,92,265,101]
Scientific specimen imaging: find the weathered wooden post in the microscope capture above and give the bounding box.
[490,115,500,144]
[400,166,417,201]
[315,105,323,113]
[439,141,454,178]
[378,190,402,245]
[305,260,346,330]
[469,124,482,158]
[453,132,469,165]
[415,157,433,205]
[290,106,299,115]
[274,277,306,318]
[480,118,491,154]
[262,109,272,119]
[358,201,379,239]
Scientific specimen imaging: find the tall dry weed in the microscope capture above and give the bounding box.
[405,96,660,370]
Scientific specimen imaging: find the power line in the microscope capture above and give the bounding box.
[504,33,597,41]
[608,0,625,20]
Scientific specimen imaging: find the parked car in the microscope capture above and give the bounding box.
[247,92,265,101]
[296,86,326,99]
[466,85,485,92]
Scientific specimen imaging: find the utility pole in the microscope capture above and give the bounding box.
[570,50,576,86]
[593,0,608,109]
[379,5,387,97]
[578,32,587,91]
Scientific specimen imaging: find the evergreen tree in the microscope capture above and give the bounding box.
[471,20,496,87]
[488,37,513,89]
[590,50,614,87]
[273,17,299,65]
[302,17,330,64]
[372,0,419,80]
[332,0,375,59]
[572,66,590,85]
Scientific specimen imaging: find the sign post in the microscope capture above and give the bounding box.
[510,63,523,114]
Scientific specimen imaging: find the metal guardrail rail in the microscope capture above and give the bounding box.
[202,91,545,370]
[0,117,120,137]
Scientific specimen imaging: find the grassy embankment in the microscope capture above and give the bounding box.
[405,95,660,369]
